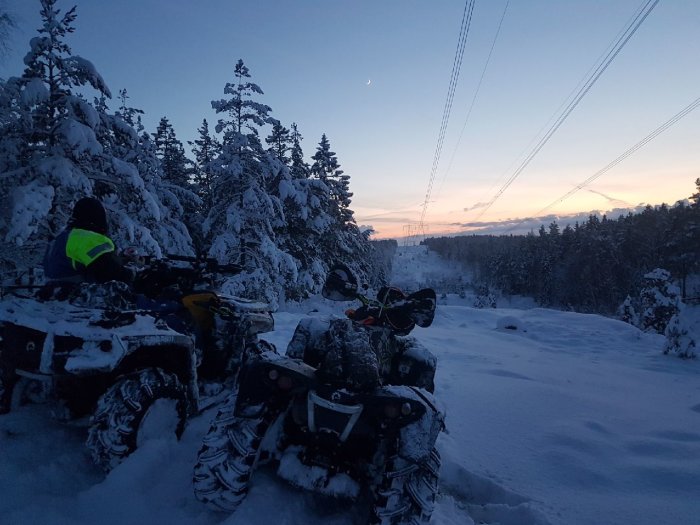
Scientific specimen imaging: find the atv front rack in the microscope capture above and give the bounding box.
[307,390,363,442]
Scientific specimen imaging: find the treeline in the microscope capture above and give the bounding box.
[0,0,386,305]
[425,184,700,314]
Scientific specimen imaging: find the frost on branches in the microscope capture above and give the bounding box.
[639,269,681,334]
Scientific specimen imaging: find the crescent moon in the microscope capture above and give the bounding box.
[367,79,371,86]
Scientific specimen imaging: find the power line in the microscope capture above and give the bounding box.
[418,0,476,233]
[505,95,700,232]
[464,0,650,215]
[436,0,509,201]
[472,0,660,222]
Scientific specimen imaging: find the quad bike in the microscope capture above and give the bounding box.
[0,255,274,471]
[193,264,444,524]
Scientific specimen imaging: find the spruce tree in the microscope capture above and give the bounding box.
[206,59,294,305]
[152,116,194,188]
[189,118,221,220]
[289,122,309,180]
[690,178,700,207]
[664,310,697,359]
[311,134,354,224]
[265,121,292,165]
[639,269,681,333]
[310,133,373,283]
[0,10,15,56]
[115,88,143,130]
[266,123,332,297]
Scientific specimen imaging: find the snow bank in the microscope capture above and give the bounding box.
[1,274,699,525]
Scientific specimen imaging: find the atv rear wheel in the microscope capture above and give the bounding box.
[193,398,276,512]
[87,367,188,471]
[371,447,441,525]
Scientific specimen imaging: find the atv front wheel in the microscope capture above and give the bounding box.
[193,398,276,512]
[87,368,188,471]
[371,447,441,525]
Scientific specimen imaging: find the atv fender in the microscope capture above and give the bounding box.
[235,354,315,417]
[383,385,445,464]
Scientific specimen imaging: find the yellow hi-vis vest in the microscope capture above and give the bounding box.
[65,228,115,269]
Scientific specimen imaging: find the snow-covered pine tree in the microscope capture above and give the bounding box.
[691,178,700,207]
[310,133,374,284]
[639,268,681,333]
[289,123,308,180]
[152,117,194,188]
[189,118,221,217]
[205,59,296,306]
[616,295,640,326]
[150,116,200,249]
[0,10,15,57]
[664,308,697,359]
[311,134,353,223]
[267,123,332,299]
[265,121,292,165]
[115,88,144,131]
[473,284,497,309]
[94,111,194,257]
[0,0,193,272]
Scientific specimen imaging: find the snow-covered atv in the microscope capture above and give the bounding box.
[193,264,444,524]
[0,255,274,471]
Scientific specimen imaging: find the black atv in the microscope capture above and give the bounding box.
[193,264,444,524]
[0,255,274,471]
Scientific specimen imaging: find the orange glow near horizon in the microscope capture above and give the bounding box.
[361,169,697,240]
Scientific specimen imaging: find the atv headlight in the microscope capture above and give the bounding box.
[277,375,294,390]
[267,368,294,390]
[384,404,400,419]
[383,401,414,419]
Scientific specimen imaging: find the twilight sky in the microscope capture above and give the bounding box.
[2,0,699,239]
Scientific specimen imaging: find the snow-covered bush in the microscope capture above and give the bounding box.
[617,295,640,326]
[639,269,681,334]
[473,285,496,309]
[664,307,698,359]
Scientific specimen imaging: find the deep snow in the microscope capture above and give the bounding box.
[1,245,699,525]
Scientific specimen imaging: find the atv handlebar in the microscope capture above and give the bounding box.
[143,254,243,276]
[132,254,243,299]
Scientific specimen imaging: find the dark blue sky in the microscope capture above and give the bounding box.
[2,1,699,238]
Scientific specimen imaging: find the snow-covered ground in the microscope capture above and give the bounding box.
[2,246,699,525]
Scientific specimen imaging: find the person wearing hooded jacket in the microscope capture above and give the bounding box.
[43,197,133,284]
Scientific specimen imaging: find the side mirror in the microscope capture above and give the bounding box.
[322,263,358,301]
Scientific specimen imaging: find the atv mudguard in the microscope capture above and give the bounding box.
[390,336,438,392]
